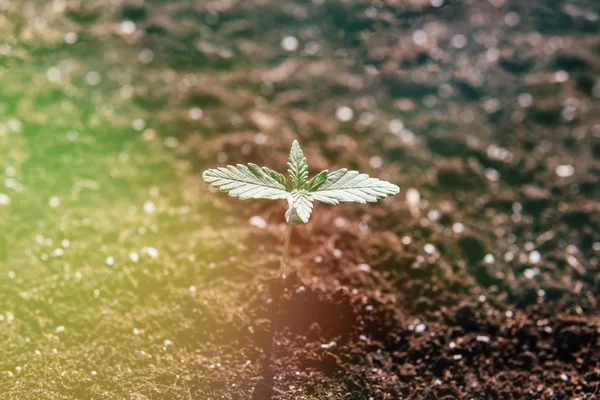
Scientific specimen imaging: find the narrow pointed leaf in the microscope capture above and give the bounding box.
[287,140,309,189]
[311,169,400,205]
[203,163,290,200]
[304,170,328,191]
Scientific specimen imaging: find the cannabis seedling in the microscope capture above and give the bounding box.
[202,141,400,276]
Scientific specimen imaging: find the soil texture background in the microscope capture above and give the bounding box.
[0,0,599,399]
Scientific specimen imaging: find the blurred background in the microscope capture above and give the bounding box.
[0,0,599,399]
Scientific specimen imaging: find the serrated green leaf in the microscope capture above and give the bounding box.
[287,140,308,189]
[311,169,400,205]
[285,189,313,224]
[261,166,291,191]
[203,163,290,200]
[303,170,328,191]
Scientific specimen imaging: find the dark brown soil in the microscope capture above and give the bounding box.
[1,0,599,399]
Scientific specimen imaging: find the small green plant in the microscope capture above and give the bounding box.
[202,140,400,276]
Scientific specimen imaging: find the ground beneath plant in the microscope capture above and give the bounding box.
[1,0,599,399]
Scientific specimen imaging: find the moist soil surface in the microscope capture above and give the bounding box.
[0,0,599,399]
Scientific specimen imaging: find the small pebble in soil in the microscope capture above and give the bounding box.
[523,268,540,279]
[566,244,578,254]
[0,193,10,205]
[129,252,139,263]
[505,310,514,318]
[254,133,267,145]
[132,119,145,131]
[412,30,428,46]
[479,295,486,302]
[452,222,464,234]
[314,256,323,263]
[389,118,404,135]
[189,285,196,293]
[528,251,541,264]
[132,328,140,335]
[518,93,533,107]
[64,32,78,44]
[189,107,204,120]
[449,341,456,349]
[476,335,490,343]
[358,263,371,273]
[334,217,346,227]
[7,119,22,133]
[415,323,426,333]
[402,236,412,245]
[484,254,495,264]
[164,137,179,148]
[369,156,383,169]
[451,34,468,49]
[359,111,376,126]
[55,326,65,333]
[406,188,420,208]
[46,67,61,82]
[554,70,570,83]
[321,341,336,349]
[512,202,522,213]
[485,168,500,181]
[424,243,436,254]
[427,209,440,221]
[280,36,299,52]
[333,249,342,258]
[249,216,267,229]
[120,20,136,34]
[453,354,463,360]
[105,256,114,266]
[138,49,154,64]
[48,197,60,208]
[560,373,568,382]
[504,12,520,26]
[142,247,159,259]
[335,106,354,122]
[91,371,97,376]
[143,201,156,214]
[555,164,574,178]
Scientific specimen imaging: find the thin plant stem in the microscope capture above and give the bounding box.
[279,224,294,277]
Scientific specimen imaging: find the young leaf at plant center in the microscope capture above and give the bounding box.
[303,170,328,191]
[287,140,309,189]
